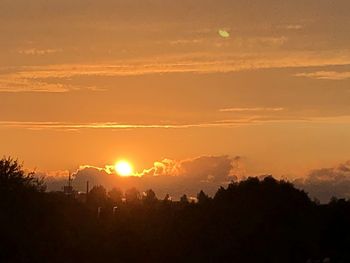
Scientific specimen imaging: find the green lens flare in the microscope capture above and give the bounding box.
[218,30,230,38]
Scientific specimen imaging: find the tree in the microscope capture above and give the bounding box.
[163,194,171,202]
[125,187,141,204]
[197,190,210,205]
[0,157,45,193]
[108,187,123,204]
[142,189,158,205]
[213,186,226,201]
[180,194,189,204]
[87,185,107,207]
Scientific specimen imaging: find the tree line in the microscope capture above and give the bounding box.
[1,157,350,263]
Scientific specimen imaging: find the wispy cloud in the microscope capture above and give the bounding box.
[17,48,62,56]
[2,115,350,131]
[295,71,350,80]
[277,24,303,30]
[0,71,99,93]
[219,107,285,112]
[1,50,350,93]
[0,120,259,131]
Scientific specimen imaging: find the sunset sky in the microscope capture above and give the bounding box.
[1,0,350,199]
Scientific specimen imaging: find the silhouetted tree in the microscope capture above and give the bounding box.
[87,185,107,207]
[108,187,123,204]
[197,190,210,205]
[0,157,45,192]
[163,194,171,202]
[125,187,141,204]
[142,189,157,205]
[213,186,228,203]
[180,194,189,204]
[3,158,350,263]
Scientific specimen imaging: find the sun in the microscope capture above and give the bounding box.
[115,160,133,177]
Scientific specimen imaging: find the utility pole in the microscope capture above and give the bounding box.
[86,181,90,203]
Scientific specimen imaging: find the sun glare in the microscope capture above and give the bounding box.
[115,160,133,177]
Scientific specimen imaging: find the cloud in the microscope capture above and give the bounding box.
[0,117,320,131]
[35,169,70,191]
[0,71,98,93]
[168,39,204,45]
[40,156,350,202]
[295,161,350,203]
[1,50,350,92]
[17,48,62,56]
[233,36,289,48]
[219,107,284,112]
[0,118,287,131]
[3,115,350,131]
[278,24,303,30]
[295,71,350,80]
[140,155,244,181]
[0,120,253,131]
[44,155,244,199]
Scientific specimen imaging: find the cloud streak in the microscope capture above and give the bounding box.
[295,71,350,80]
[17,48,63,56]
[0,119,270,131]
[219,107,285,112]
[3,115,350,131]
[1,50,350,92]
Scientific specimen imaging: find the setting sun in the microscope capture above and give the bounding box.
[115,161,133,177]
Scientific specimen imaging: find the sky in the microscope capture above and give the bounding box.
[1,0,350,201]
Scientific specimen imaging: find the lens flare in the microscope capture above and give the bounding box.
[218,29,230,38]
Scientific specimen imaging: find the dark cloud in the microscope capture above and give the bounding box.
[45,155,243,199]
[43,157,350,202]
[295,161,350,203]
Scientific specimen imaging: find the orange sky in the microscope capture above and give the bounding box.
[1,0,350,181]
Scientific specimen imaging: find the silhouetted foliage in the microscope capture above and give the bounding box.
[1,159,350,263]
[87,185,107,207]
[108,187,123,204]
[0,157,45,192]
[180,194,189,204]
[197,190,211,204]
[142,189,157,205]
[125,187,141,204]
[163,193,171,202]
